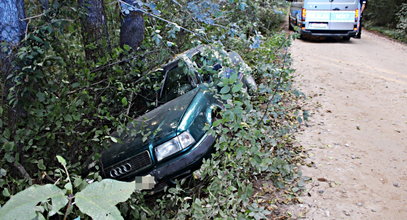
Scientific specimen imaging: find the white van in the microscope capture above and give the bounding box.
[288,0,360,40]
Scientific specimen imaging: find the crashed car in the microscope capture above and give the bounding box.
[100,45,256,188]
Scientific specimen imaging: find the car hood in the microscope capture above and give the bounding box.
[101,88,200,168]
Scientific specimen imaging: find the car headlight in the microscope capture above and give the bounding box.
[155,131,195,161]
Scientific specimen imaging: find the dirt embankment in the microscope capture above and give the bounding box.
[291,32,407,219]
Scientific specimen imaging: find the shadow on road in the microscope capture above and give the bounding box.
[298,36,357,44]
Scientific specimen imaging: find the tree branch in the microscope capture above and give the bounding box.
[20,13,45,21]
[117,0,210,42]
[13,162,31,179]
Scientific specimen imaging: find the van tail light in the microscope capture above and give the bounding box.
[301,8,306,22]
[355,9,359,22]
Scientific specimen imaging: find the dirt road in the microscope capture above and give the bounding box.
[291,32,407,219]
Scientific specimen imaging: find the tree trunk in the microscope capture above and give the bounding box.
[0,0,26,44]
[79,0,110,60]
[120,0,144,50]
[0,0,29,179]
[0,0,27,106]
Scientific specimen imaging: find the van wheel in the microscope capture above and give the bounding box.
[343,36,350,41]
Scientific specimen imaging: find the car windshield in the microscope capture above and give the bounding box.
[191,52,222,83]
[158,64,194,103]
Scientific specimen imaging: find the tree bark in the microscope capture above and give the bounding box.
[0,0,27,109]
[0,0,27,176]
[79,0,110,60]
[120,0,145,50]
[0,0,27,44]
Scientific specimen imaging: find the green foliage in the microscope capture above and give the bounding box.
[0,0,306,219]
[364,0,407,42]
[112,33,305,219]
[395,3,407,41]
[0,156,136,220]
[0,184,67,219]
[75,180,135,220]
[364,0,405,27]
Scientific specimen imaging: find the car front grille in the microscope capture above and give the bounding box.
[106,150,152,179]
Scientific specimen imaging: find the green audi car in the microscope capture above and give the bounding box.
[100,45,256,187]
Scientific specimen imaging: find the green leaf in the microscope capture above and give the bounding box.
[2,188,10,197]
[56,155,67,167]
[108,136,118,143]
[220,86,230,94]
[123,44,131,51]
[0,168,7,177]
[0,184,67,219]
[3,142,15,151]
[232,83,243,93]
[30,35,44,44]
[121,97,128,106]
[212,120,222,127]
[64,114,73,122]
[75,179,135,220]
[64,182,73,194]
[37,159,46,170]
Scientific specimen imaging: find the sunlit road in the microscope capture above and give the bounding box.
[291,31,407,219]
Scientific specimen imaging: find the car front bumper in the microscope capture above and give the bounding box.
[149,133,216,181]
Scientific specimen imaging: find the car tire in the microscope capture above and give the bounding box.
[343,36,351,41]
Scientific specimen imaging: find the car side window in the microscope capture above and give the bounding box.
[159,65,194,103]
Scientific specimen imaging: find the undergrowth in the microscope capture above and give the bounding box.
[0,1,308,219]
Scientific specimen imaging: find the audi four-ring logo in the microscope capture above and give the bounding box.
[109,163,132,178]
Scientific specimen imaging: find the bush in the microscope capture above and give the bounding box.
[395,3,407,41]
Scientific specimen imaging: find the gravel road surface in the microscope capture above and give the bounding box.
[291,31,407,219]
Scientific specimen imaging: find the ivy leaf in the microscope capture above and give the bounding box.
[75,179,135,220]
[0,184,67,219]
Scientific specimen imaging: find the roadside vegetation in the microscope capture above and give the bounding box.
[0,1,307,219]
[365,1,407,43]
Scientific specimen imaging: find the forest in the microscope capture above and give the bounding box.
[364,0,407,42]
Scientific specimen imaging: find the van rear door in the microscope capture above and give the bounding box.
[305,0,333,30]
[329,0,358,30]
